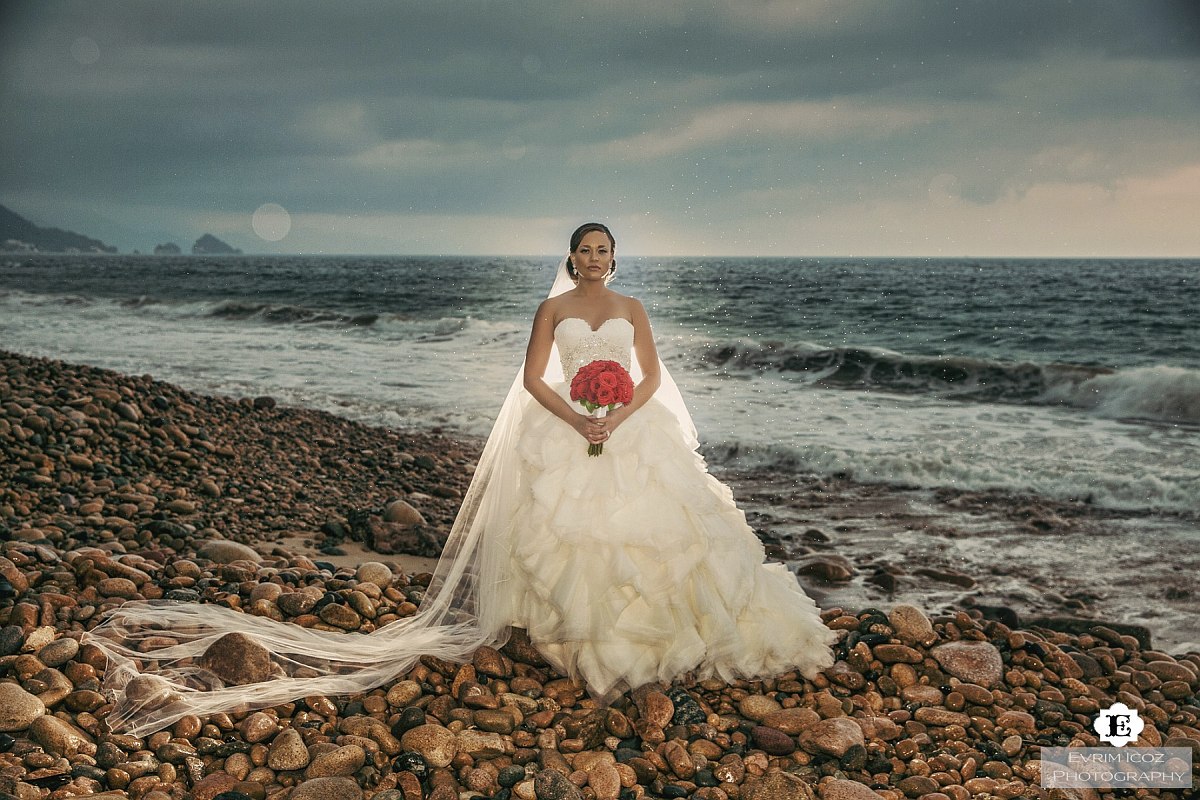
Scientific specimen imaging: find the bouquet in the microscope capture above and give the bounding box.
[569,360,634,456]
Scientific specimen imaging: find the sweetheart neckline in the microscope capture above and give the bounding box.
[554,316,634,334]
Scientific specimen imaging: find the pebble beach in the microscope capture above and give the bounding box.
[1,348,1197,800]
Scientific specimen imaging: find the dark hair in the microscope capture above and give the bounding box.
[567,222,617,280]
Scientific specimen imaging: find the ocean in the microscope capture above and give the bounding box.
[3,254,1197,514]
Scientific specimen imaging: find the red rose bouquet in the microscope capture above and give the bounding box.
[569,359,634,456]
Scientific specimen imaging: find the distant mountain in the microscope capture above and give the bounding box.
[0,203,118,253]
[192,233,242,255]
[154,242,182,255]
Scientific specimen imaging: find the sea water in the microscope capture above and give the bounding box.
[3,254,1196,514]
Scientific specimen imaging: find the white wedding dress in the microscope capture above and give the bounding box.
[503,316,836,700]
[86,268,835,736]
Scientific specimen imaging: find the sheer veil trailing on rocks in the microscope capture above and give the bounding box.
[85,257,699,736]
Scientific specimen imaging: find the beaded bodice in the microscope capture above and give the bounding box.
[554,317,634,382]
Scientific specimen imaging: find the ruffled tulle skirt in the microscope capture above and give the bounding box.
[505,383,836,700]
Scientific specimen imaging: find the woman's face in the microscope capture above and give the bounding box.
[571,230,614,281]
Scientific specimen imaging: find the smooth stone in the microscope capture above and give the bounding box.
[499,765,527,787]
[738,695,783,722]
[996,710,1037,733]
[762,707,820,735]
[278,591,319,616]
[238,712,279,743]
[896,775,939,796]
[36,637,80,667]
[473,645,511,678]
[533,768,584,800]
[383,499,426,526]
[0,683,46,731]
[249,582,283,603]
[889,604,934,646]
[387,680,423,708]
[797,718,865,758]
[0,626,23,656]
[900,685,944,705]
[751,726,796,755]
[794,554,854,582]
[29,715,95,756]
[200,632,272,685]
[318,603,362,630]
[268,728,310,771]
[198,540,262,564]
[744,771,816,800]
[457,729,508,757]
[290,777,364,800]
[355,561,393,588]
[587,760,622,800]
[931,641,1004,688]
[913,707,971,727]
[1144,660,1196,685]
[306,744,366,777]
[635,690,674,728]
[191,772,239,800]
[474,709,517,734]
[874,644,924,663]
[400,724,457,768]
[820,777,890,799]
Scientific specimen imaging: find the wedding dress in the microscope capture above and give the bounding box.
[506,316,836,700]
[85,258,834,735]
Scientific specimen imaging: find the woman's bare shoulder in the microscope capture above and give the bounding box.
[619,293,649,318]
[535,295,567,316]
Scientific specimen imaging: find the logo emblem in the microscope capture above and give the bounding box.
[1094,702,1144,747]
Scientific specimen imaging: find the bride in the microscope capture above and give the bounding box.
[86,222,836,735]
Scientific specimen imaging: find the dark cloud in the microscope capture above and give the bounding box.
[1,1,1198,254]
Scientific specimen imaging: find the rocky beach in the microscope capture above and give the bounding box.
[1,348,1197,800]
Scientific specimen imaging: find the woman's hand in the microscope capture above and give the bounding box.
[571,412,609,444]
[588,405,632,442]
[602,405,632,434]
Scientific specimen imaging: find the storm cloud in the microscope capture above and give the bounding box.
[2,1,1198,255]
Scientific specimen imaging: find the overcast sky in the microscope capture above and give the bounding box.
[2,1,1199,256]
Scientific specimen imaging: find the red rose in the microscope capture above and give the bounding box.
[569,359,635,456]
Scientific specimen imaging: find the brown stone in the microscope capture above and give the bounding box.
[762,707,820,734]
[268,727,310,771]
[400,724,457,768]
[874,644,924,663]
[930,641,1004,687]
[797,718,864,758]
[744,770,816,800]
[751,725,796,755]
[200,632,273,685]
[290,777,364,800]
[635,689,674,728]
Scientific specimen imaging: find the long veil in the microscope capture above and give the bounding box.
[84,257,699,736]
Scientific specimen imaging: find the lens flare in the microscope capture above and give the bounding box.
[252,203,292,242]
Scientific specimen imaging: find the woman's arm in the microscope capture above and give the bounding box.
[522,299,608,444]
[603,298,661,433]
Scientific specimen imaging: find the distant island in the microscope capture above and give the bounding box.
[192,233,241,254]
[0,203,118,253]
[0,202,247,255]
